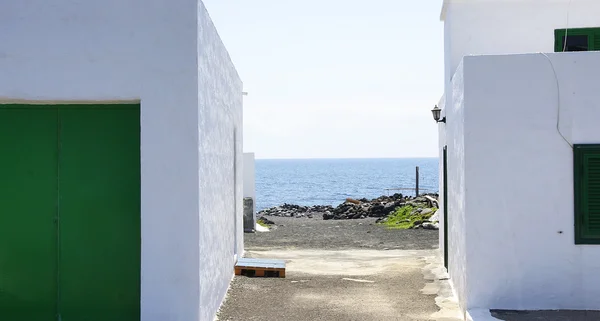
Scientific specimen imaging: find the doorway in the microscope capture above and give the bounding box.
[233,127,238,259]
[443,145,449,270]
[0,104,141,321]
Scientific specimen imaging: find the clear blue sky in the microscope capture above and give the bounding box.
[203,0,444,159]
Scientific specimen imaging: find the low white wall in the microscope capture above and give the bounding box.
[243,152,256,216]
[0,1,242,320]
[461,52,600,310]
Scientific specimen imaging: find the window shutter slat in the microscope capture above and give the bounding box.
[593,32,600,51]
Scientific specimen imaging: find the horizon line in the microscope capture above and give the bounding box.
[253,156,439,161]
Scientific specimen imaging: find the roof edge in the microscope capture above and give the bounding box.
[440,0,448,21]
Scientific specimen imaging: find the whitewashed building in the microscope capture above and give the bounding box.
[0,1,243,321]
[436,0,600,319]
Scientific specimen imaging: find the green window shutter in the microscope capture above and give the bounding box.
[574,145,600,244]
[555,29,566,52]
[554,27,600,52]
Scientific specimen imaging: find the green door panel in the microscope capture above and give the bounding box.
[58,105,140,321]
[0,107,59,321]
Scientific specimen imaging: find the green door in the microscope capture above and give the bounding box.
[58,106,140,321]
[0,104,140,321]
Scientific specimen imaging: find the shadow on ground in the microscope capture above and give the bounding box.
[491,310,600,321]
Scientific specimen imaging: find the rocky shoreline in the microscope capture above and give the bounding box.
[257,193,440,229]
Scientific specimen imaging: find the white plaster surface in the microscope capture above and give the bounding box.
[448,52,600,312]
[446,61,468,315]
[243,152,256,217]
[0,1,242,320]
[441,0,600,166]
[439,1,600,314]
[197,2,244,320]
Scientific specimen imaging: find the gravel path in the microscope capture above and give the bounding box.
[218,249,452,321]
[246,214,439,251]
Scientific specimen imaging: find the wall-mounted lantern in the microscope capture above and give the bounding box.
[431,105,446,123]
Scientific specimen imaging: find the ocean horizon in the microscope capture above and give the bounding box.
[255,157,439,211]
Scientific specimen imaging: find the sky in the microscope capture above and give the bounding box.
[202,0,444,159]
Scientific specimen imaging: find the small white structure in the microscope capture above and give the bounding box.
[437,0,600,319]
[0,1,243,321]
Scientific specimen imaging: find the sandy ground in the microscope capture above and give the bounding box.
[217,216,461,321]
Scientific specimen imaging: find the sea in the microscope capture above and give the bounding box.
[255,158,439,211]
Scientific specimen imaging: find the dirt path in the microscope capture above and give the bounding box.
[218,216,461,321]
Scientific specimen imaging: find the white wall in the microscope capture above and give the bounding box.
[446,61,468,315]
[459,52,600,311]
[243,152,256,214]
[197,2,244,320]
[0,1,242,320]
[444,0,600,83]
[442,0,600,142]
[441,0,600,313]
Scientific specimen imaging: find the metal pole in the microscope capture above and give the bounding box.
[415,166,420,197]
